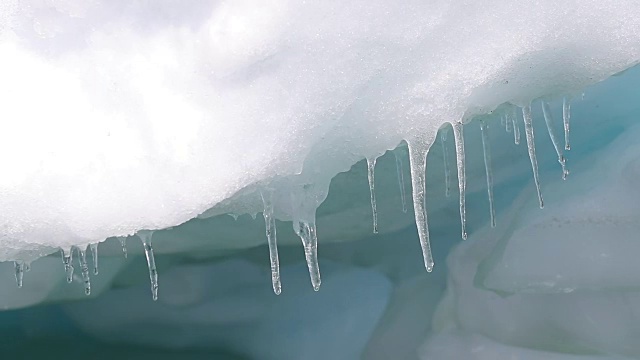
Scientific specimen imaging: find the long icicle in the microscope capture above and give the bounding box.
[408,139,434,272]
[14,261,24,288]
[75,246,91,296]
[441,129,452,197]
[480,120,496,228]
[61,248,74,283]
[260,189,282,295]
[452,122,467,240]
[90,243,99,275]
[522,104,544,208]
[296,221,321,290]
[138,230,159,301]
[563,97,571,151]
[366,157,378,233]
[541,101,569,179]
[394,149,408,213]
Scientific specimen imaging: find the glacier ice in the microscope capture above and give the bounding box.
[0,0,640,358]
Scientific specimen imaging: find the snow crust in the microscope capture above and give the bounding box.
[1,0,639,258]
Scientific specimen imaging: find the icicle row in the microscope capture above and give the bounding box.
[480,120,496,228]
[366,157,379,234]
[261,189,282,295]
[452,122,467,240]
[522,105,544,208]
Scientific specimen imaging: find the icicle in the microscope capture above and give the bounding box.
[138,230,159,301]
[14,261,24,288]
[541,101,569,180]
[522,105,544,208]
[90,243,99,275]
[61,248,74,283]
[295,221,321,290]
[505,114,512,133]
[441,129,451,197]
[75,246,91,295]
[393,149,408,213]
[563,97,571,151]
[119,237,128,258]
[366,157,378,234]
[510,108,521,145]
[407,139,434,272]
[452,122,467,240]
[479,120,496,228]
[260,189,281,295]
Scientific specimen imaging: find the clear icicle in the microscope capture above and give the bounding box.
[510,108,521,145]
[295,221,321,291]
[260,189,281,295]
[138,230,159,301]
[452,122,467,240]
[366,157,379,234]
[407,139,434,272]
[563,97,571,151]
[505,114,512,133]
[541,101,569,179]
[14,261,24,288]
[75,246,91,296]
[522,105,544,208]
[441,129,451,197]
[61,248,74,283]
[480,120,496,228]
[119,237,128,258]
[394,149,408,213]
[90,243,99,275]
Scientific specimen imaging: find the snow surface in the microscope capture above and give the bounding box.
[1,0,639,258]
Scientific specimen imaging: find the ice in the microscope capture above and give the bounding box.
[522,104,544,208]
[367,157,379,234]
[479,120,496,228]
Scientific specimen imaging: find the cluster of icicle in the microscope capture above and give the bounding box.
[10,99,572,301]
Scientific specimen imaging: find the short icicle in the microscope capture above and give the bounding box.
[452,122,467,240]
[563,97,571,151]
[75,246,91,296]
[505,114,512,133]
[61,248,74,283]
[522,104,544,208]
[507,108,521,145]
[119,237,128,258]
[295,221,321,291]
[440,129,452,198]
[407,139,435,272]
[366,157,379,234]
[138,230,159,301]
[393,149,408,213]
[479,120,496,228]
[90,243,99,275]
[541,101,569,179]
[260,189,282,295]
[14,261,25,288]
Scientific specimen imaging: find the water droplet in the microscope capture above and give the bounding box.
[480,120,496,228]
[452,122,467,240]
[407,138,435,272]
[522,104,544,208]
[138,230,159,301]
[366,157,378,234]
[260,189,281,295]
